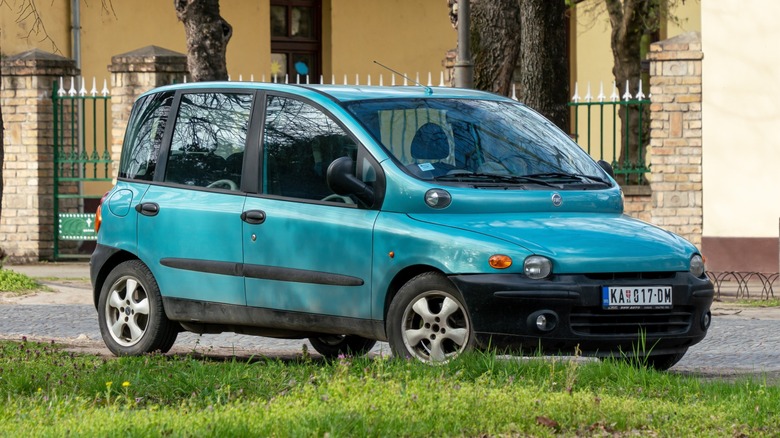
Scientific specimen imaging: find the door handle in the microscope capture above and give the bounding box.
[135,202,159,217]
[241,210,266,225]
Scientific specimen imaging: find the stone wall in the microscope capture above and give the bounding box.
[0,50,79,262]
[647,32,703,248]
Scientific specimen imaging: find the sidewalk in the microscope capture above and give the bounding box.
[2,262,92,305]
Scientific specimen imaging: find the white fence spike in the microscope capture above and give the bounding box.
[251,74,255,82]
[285,74,289,84]
[101,79,110,97]
[379,75,383,86]
[584,82,592,103]
[635,78,645,100]
[79,77,87,96]
[610,81,619,102]
[228,75,232,81]
[403,74,408,86]
[355,74,360,85]
[622,80,632,101]
[238,75,243,81]
[367,74,371,86]
[344,74,348,85]
[597,82,605,102]
[571,82,580,102]
[68,77,77,96]
[90,77,97,96]
[439,71,445,87]
[511,83,518,101]
[183,76,188,84]
[320,74,324,84]
[392,75,396,86]
[427,72,432,87]
[58,77,66,96]
[415,72,420,84]
[262,74,266,82]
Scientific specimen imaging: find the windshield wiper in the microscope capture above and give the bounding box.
[433,173,561,188]
[523,172,611,186]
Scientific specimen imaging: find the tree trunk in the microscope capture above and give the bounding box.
[605,0,653,184]
[469,0,523,96]
[174,0,233,81]
[519,0,569,131]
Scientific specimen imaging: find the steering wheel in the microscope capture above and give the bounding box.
[321,194,355,204]
[206,179,238,190]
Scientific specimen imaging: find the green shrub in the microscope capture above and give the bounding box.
[0,269,39,292]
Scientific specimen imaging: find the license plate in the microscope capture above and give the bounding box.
[602,286,672,309]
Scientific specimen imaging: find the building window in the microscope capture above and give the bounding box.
[270,0,321,83]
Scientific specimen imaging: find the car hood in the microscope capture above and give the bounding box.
[408,212,696,274]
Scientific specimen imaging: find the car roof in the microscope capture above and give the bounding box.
[140,82,513,104]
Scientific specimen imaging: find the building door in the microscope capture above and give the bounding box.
[270,0,322,83]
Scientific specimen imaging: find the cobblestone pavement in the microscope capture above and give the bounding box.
[0,302,777,374]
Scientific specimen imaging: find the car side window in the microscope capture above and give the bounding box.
[118,91,174,181]
[262,95,361,202]
[164,92,253,190]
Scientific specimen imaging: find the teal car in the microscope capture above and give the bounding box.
[90,83,713,369]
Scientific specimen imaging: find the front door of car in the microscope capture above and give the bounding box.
[242,95,381,319]
[137,91,255,306]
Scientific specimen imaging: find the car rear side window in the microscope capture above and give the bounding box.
[118,91,174,181]
[164,92,253,190]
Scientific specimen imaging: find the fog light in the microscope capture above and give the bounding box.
[527,310,558,333]
[701,310,711,330]
[524,256,552,279]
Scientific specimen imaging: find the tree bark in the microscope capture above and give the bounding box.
[174,0,233,82]
[469,0,523,96]
[605,0,654,183]
[519,0,569,131]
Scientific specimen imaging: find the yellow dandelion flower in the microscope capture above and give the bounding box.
[106,381,113,388]
[122,381,130,388]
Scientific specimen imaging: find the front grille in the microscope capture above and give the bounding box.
[570,306,693,336]
[583,272,677,281]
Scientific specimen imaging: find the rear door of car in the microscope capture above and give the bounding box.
[137,89,256,306]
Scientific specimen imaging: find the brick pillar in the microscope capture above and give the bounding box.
[647,32,703,248]
[1,50,79,262]
[108,46,188,179]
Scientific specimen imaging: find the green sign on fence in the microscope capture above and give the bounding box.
[58,213,97,240]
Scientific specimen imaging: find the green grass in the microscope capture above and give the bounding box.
[734,298,780,307]
[0,269,40,293]
[1,340,778,436]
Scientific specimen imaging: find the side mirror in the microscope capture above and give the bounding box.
[327,156,374,206]
[597,160,615,178]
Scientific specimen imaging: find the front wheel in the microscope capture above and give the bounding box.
[387,272,474,364]
[97,260,178,356]
[308,335,377,359]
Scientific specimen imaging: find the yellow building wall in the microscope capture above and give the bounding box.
[327,0,454,85]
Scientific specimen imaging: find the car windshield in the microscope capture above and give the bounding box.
[345,98,607,185]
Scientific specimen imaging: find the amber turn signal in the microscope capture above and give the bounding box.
[489,254,512,269]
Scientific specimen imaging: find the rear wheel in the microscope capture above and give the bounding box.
[387,272,474,363]
[308,335,377,359]
[98,260,178,356]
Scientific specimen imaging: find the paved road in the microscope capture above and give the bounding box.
[1,302,778,374]
[1,263,778,374]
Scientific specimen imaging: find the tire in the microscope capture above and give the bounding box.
[308,335,377,359]
[98,260,178,356]
[387,272,474,363]
[646,349,688,371]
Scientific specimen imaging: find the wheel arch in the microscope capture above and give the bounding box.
[91,249,140,308]
[382,264,450,322]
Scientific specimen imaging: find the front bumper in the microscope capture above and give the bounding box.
[449,272,714,357]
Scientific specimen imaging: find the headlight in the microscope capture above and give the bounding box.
[524,256,552,279]
[690,255,705,277]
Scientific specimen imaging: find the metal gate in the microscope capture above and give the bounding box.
[52,78,113,259]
